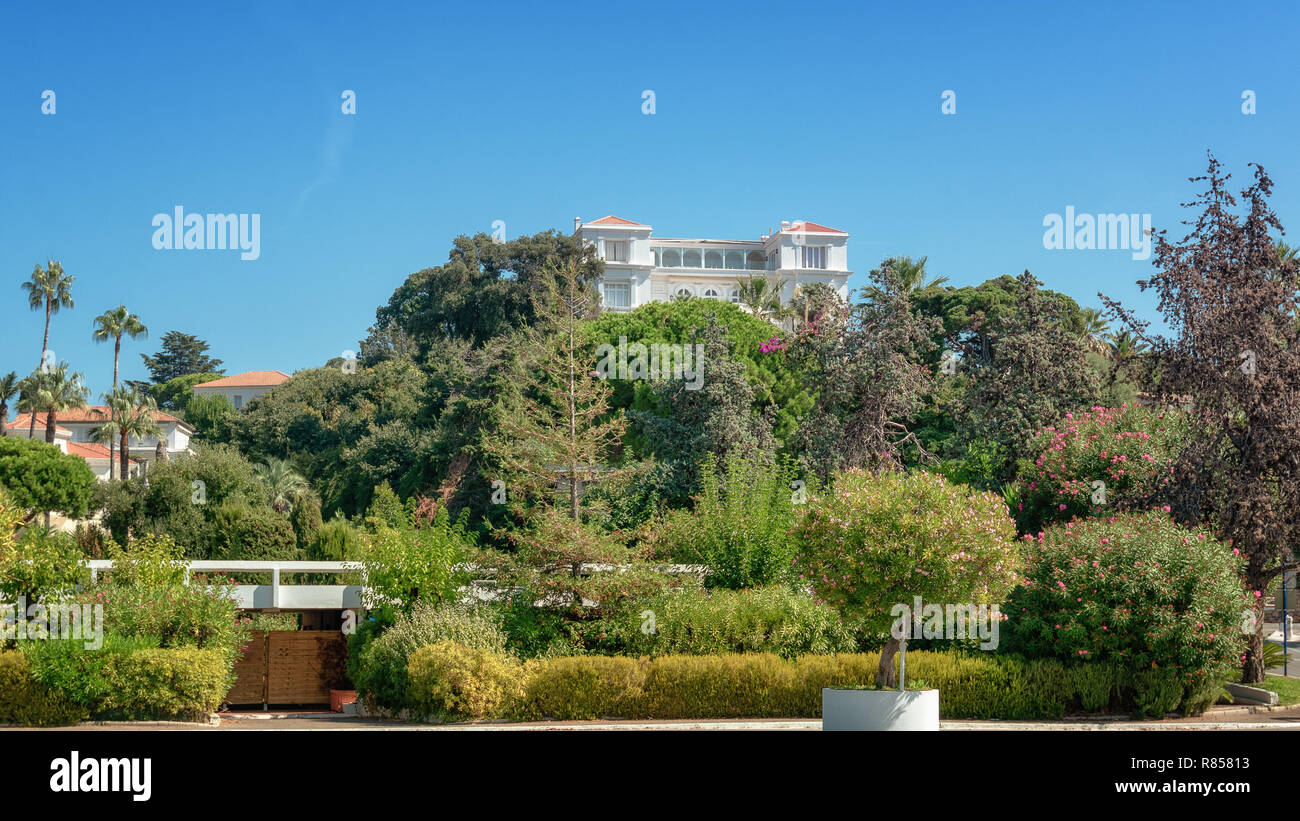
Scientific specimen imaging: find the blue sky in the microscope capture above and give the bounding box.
[2,0,1298,399]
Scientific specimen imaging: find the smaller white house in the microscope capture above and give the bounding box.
[191,370,290,410]
[4,414,139,480]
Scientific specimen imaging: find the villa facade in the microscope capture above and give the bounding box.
[575,216,852,313]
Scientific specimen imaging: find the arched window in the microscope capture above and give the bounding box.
[704,251,723,269]
[746,251,765,270]
[702,287,721,299]
[661,249,681,267]
[674,286,694,299]
[729,288,741,304]
[682,250,702,268]
[725,251,744,269]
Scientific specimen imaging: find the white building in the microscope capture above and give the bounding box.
[191,370,290,410]
[575,216,851,313]
[5,413,139,480]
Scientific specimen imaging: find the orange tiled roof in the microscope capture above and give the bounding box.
[54,406,184,424]
[5,414,72,436]
[66,441,135,463]
[191,370,290,389]
[585,216,646,226]
[788,220,845,234]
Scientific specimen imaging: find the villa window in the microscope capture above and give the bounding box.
[674,286,694,299]
[603,282,631,309]
[661,249,681,267]
[233,395,243,410]
[801,246,827,269]
[702,287,721,299]
[682,250,702,268]
[704,251,723,269]
[725,251,744,269]
[729,288,741,304]
[604,240,629,263]
[746,251,765,270]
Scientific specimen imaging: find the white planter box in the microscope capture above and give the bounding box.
[822,688,940,731]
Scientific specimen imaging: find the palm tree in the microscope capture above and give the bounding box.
[790,282,841,328]
[0,372,18,436]
[93,305,148,470]
[255,457,310,514]
[1075,307,1111,356]
[735,274,791,321]
[111,391,162,481]
[1277,240,1298,262]
[92,305,148,390]
[1106,329,1149,361]
[861,256,950,304]
[21,363,89,445]
[22,260,74,437]
[93,387,130,480]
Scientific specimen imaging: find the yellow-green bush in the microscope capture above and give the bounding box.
[406,642,526,721]
[99,648,228,720]
[512,655,646,720]
[0,650,88,727]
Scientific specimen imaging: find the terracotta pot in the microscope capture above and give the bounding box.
[330,689,358,713]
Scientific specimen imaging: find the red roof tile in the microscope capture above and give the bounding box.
[67,441,135,463]
[5,414,72,436]
[53,406,184,424]
[190,370,290,389]
[788,221,845,234]
[585,216,646,226]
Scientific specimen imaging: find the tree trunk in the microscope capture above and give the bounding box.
[120,430,130,479]
[44,412,56,445]
[877,636,903,689]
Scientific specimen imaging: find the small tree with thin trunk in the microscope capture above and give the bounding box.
[1101,154,1300,683]
[796,469,1021,688]
[21,260,74,438]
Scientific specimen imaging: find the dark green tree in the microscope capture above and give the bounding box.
[139,331,224,384]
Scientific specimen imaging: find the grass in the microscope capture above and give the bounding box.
[1262,675,1300,706]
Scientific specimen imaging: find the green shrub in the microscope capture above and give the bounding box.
[0,526,87,602]
[100,647,229,720]
[407,641,525,720]
[639,653,797,718]
[658,455,804,589]
[75,581,247,671]
[1002,511,1245,713]
[1133,669,1185,719]
[212,502,301,561]
[605,585,857,658]
[515,655,647,721]
[362,505,471,615]
[21,634,158,712]
[1069,663,1121,711]
[0,650,87,727]
[496,596,588,659]
[353,602,506,713]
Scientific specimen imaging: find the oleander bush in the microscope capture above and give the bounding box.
[406,641,526,720]
[353,601,507,713]
[602,584,858,658]
[1001,511,1245,713]
[1014,404,1190,533]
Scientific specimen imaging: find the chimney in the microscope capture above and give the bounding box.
[574,217,582,233]
[779,220,791,231]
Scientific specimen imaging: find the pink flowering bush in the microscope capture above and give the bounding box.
[795,470,1022,682]
[1002,511,1245,714]
[1014,403,1190,533]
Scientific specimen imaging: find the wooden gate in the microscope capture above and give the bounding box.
[226,630,348,706]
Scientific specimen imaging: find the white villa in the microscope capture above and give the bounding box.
[575,216,852,313]
[6,406,193,479]
[191,370,290,410]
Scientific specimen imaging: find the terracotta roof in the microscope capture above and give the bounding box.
[191,370,291,389]
[5,414,72,436]
[54,406,184,424]
[787,221,845,235]
[585,216,647,227]
[67,441,135,463]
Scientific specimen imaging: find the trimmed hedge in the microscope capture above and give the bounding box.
[15,641,227,723]
[508,650,1202,722]
[0,650,87,727]
[99,648,229,720]
[406,641,526,720]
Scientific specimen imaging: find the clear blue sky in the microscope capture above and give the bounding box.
[2,0,1298,399]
